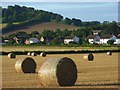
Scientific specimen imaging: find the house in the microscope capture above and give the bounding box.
[114,35,120,45]
[4,39,9,43]
[87,35,101,44]
[40,36,52,44]
[87,34,120,45]
[29,38,40,44]
[64,36,79,44]
[13,37,19,44]
[92,30,102,35]
[25,39,30,44]
[40,36,46,43]
[100,35,113,44]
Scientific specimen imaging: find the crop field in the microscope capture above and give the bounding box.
[1,46,120,52]
[1,52,120,88]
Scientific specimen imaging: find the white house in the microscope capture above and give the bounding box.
[87,34,120,45]
[64,36,79,44]
[114,37,120,45]
[29,38,40,44]
[87,35,101,44]
[100,35,112,44]
[92,30,102,35]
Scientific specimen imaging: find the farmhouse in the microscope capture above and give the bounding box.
[114,35,120,45]
[40,36,53,44]
[87,34,120,45]
[92,30,102,35]
[40,36,46,43]
[64,36,79,44]
[87,35,101,44]
[25,39,30,44]
[13,37,19,44]
[28,38,40,44]
[100,35,113,44]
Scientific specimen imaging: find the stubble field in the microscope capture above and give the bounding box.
[1,52,120,88]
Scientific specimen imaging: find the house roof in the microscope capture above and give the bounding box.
[86,35,99,39]
[101,35,112,39]
[87,35,120,39]
[41,36,53,40]
[64,36,78,39]
[92,30,102,33]
[117,34,120,38]
[29,38,39,41]
[64,36,74,39]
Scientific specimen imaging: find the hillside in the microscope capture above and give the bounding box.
[2,5,119,36]
[2,22,80,36]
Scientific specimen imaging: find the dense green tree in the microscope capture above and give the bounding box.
[55,29,62,37]
[107,40,114,45]
[41,29,55,39]
[51,37,62,45]
[13,11,17,22]
[6,22,13,28]
[63,17,72,25]
[72,18,82,26]
[54,14,63,22]
[62,29,72,38]
[101,21,118,35]
[75,27,92,38]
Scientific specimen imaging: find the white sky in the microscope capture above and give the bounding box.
[0,0,120,2]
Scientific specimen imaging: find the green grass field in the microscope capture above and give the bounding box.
[0,22,21,29]
[0,23,7,29]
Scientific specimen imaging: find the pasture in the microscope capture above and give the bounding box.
[1,52,119,88]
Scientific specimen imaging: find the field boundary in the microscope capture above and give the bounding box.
[1,49,120,55]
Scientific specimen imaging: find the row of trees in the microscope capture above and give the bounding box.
[5,27,92,39]
[2,5,102,27]
[3,27,118,45]
[3,27,92,45]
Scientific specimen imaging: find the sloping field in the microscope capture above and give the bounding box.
[2,22,80,35]
[1,52,119,88]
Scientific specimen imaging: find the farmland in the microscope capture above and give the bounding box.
[0,22,21,30]
[2,22,80,35]
[1,52,119,88]
[0,23,7,29]
[1,46,120,52]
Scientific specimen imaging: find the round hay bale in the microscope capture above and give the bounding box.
[15,57,36,73]
[38,57,77,86]
[27,52,31,56]
[107,51,112,56]
[31,52,37,56]
[8,53,16,59]
[83,53,94,61]
[40,52,46,57]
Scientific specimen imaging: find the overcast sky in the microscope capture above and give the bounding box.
[2,2,118,22]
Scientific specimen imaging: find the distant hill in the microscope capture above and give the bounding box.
[3,22,80,36]
[2,5,119,36]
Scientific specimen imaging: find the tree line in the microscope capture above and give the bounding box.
[2,5,120,35]
[3,27,92,45]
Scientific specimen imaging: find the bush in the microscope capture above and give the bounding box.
[107,40,114,45]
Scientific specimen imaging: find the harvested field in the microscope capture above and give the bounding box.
[1,52,119,88]
[2,46,119,52]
